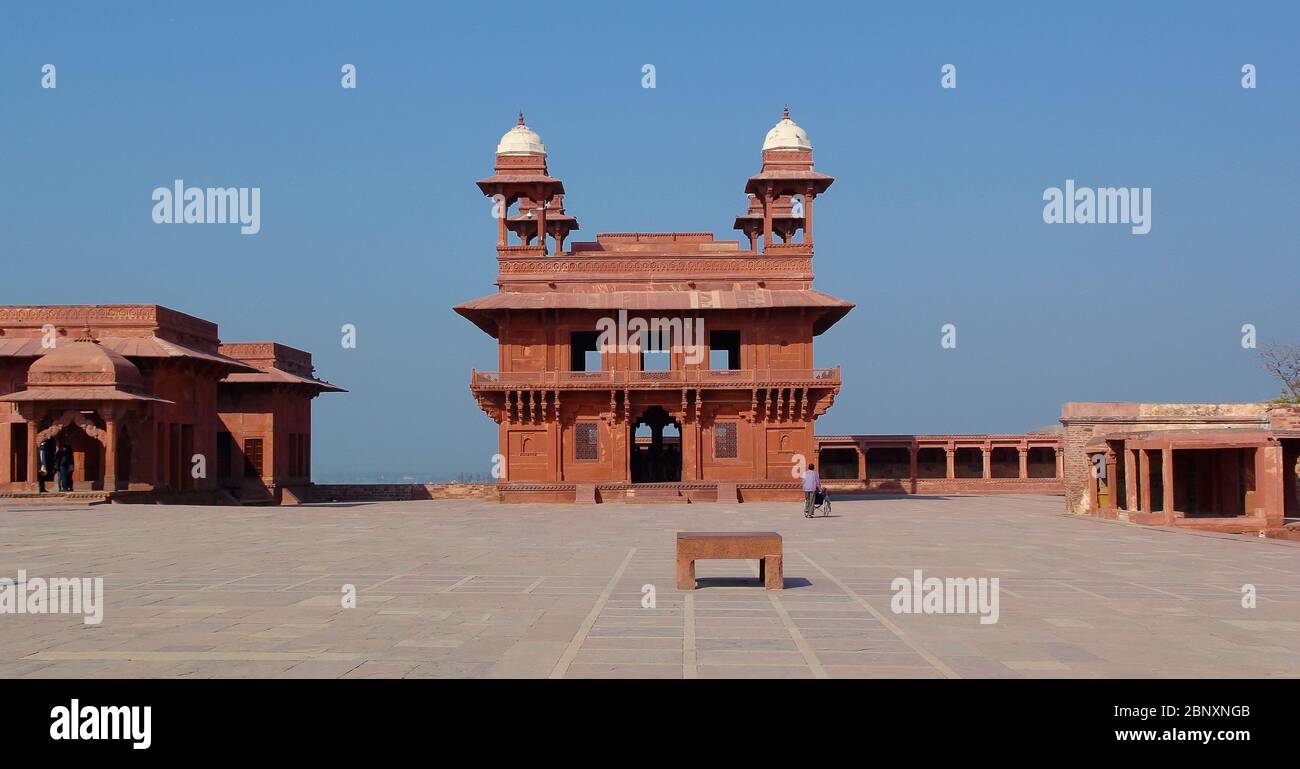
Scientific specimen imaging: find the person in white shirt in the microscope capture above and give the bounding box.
[802,463,822,516]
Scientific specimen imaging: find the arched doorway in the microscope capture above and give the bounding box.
[631,406,681,483]
[37,410,107,491]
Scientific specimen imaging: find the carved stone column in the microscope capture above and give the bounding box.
[1123,448,1138,512]
[103,407,119,492]
[1162,448,1175,523]
[804,184,815,245]
[1139,449,1151,513]
[762,183,773,248]
[908,443,918,493]
[25,409,40,491]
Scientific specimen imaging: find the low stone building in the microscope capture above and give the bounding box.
[0,305,343,504]
[1060,402,1300,534]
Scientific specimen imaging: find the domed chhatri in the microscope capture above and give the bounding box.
[761,106,812,151]
[27,339,144,391]
[496,112,546,156]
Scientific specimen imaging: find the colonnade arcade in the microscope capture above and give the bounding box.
[817,436,1063,486]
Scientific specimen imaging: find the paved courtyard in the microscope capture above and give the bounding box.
[0,494,1297,679]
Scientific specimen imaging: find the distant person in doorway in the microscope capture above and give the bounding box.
[37,437,55,493]
[55,442,74,492]
[803,462,822,517]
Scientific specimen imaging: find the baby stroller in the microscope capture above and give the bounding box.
[805,488,831,518]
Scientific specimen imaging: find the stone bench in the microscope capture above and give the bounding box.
[676,531,783,590]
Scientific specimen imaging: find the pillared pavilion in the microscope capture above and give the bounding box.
[0,305,343,504]
[457,111,852,503]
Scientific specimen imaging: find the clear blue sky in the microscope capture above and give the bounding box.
[3,2,1297,481]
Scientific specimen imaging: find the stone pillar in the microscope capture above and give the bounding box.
[1087,455,1100,512]
[103,412,118,492]
[694,407,703,482]
[1162,448,1175,523]
[26,416,39,492]
[1105,453,1118,507]
[1124,448,1137,512]
[1256,444,1285,526]
[908,444,918,491]
[0,420,9,485]
[945,446,955,479]
[981,444,991,479]
[1139,449,1151,513]
[1054,447,1062,478]
[762,185,773,248]
[1018,445,1028,479]
[856,442,866,482]
[536,197,547,254]
[804,186,814,245]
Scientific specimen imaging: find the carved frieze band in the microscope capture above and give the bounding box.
[497,257,812,275]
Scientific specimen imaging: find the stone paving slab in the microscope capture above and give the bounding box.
[1,494,1297,678]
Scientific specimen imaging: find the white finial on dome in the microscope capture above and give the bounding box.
[762,106,812,151]
[496,112,546,156]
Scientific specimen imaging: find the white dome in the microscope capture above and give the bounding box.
[496,114,546,156]
[762,109,812,151]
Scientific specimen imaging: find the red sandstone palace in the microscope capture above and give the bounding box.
[458,111,842,503]
[456,112,1063,503]
[0,305,342,504]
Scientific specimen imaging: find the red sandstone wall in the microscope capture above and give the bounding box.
[0,360,24,485]
[216,384,318,502]
[1267,403,1300,430]
[137,359,224,492]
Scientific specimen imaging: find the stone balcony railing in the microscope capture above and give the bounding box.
[496,244,547,258]
[471,367,840,390]
[760,242,813,255]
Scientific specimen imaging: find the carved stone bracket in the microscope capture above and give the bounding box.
[37,409,106,443]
